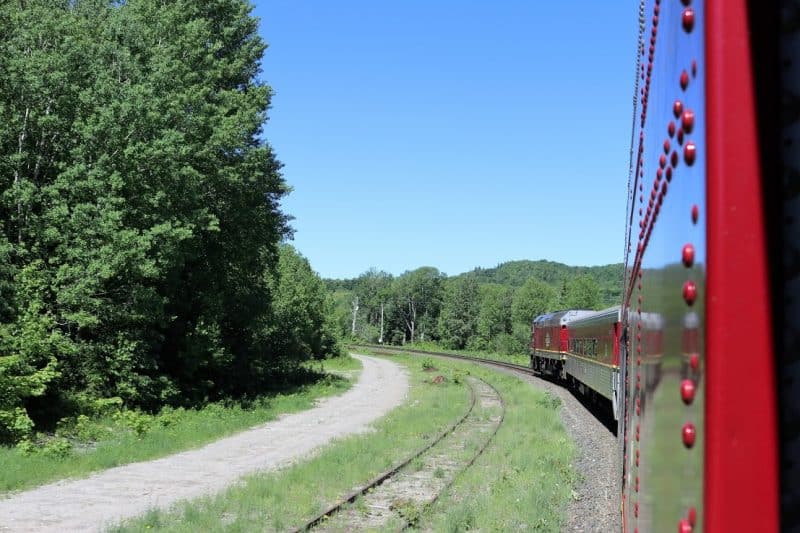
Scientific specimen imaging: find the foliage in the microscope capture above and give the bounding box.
[438,276,480,350]
[336,259,620,357]
[511,278,557,325]
[0,0,340,442]
[0,356,359,493]
[565,274,602,310]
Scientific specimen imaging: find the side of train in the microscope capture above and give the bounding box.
[530,1,797,531]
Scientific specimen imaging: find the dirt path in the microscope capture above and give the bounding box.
[0,354,409,533]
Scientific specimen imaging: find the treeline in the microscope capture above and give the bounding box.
[330,261,622,355]
[0,1,339,443]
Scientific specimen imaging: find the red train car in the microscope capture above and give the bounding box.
[619,1,794,531]
[529,309,594,378]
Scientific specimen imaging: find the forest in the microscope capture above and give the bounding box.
[0,0,340,443]
[328,260,623,356]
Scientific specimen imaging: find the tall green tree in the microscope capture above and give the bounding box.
[565,275,602,310]
[0,0,292,438]
[393,267,444,343]
[512,279,557,325]
[475,284,513,348]
[439,276,480,350]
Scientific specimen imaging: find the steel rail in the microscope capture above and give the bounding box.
[288,371,481,532]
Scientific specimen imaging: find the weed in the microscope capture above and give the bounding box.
[0,356,363,494]
[421,357,437,371]
[433,466,445,479]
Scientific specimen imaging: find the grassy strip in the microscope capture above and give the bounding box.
[115,355,576,532]
[0,356,361,494]
[414,359,577,531]
[355,341,531,367]
[112,355,470,532]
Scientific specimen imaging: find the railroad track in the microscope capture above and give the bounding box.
[351,343,534,376]
[355,343,618,435]
[289,375,505,532]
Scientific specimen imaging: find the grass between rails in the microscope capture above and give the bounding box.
[0,356,361,494]
[115,354,576,532]
[411,360,577,532]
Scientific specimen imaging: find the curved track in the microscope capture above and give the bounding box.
[354,344,621,532]
[290,375,505,532]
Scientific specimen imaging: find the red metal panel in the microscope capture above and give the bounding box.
[705,1,779,530]
[560,325,569,352]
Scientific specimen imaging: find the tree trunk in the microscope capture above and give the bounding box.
[351,296,359,336]
[379,303,384,343]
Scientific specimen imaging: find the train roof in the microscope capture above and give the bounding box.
[566,306,622,328]
[533,309,596,327]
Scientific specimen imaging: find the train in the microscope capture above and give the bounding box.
[529,1,797,531]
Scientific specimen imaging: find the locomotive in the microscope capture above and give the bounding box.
[530,1,797,531]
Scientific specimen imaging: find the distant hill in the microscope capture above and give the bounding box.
[455,260,623,307]
[325,259,624,308]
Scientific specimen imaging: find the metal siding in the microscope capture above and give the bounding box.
[622,1,706,531]
[566,356,616,401]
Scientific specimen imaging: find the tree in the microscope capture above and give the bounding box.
[393,267,444,343]
[512,279,557,325]
[266,245,342,368]
[439,276,480,350]
[565,275,602,310]
[0,0,292,437]
[475,284,513,348]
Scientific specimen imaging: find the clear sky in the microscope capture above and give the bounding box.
[252,1,638,279]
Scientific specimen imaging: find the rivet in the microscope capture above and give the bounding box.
[673,100,683,118]
[692,60,697,77]
[664,139,671,154]
[637,333,641,341]
[639,208,643,216]
[679,518,692,533]
[682,109,695,133]
[684,141,697,165]
[691,204,699,223]
[666,166,673,181]
[682,8,695,33]
[681,0,692,5]
[677,128,685,145]
[671,150,679,168]
[652,15,658,27]
[680,70,689,90]
[682,243,695,267]
[636,404,641,415]
[649,44,654,56]
[660,154,667,168]
[635,502,639,517]
[689,353,700,371]
[682,422,696,448]
[640,194,644,202]
[688,507,697,526]
[680,379,696,405]
[654,3,660,15]
[668,121,676,137]
[657,168,663,181]
[682,280,697,305]
[635,476,639,491]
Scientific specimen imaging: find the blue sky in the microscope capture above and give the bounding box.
[252,1,638,279]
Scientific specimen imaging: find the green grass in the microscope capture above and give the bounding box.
[0,356,361,494]
[114,355,576,532]
[413,360,577,532]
